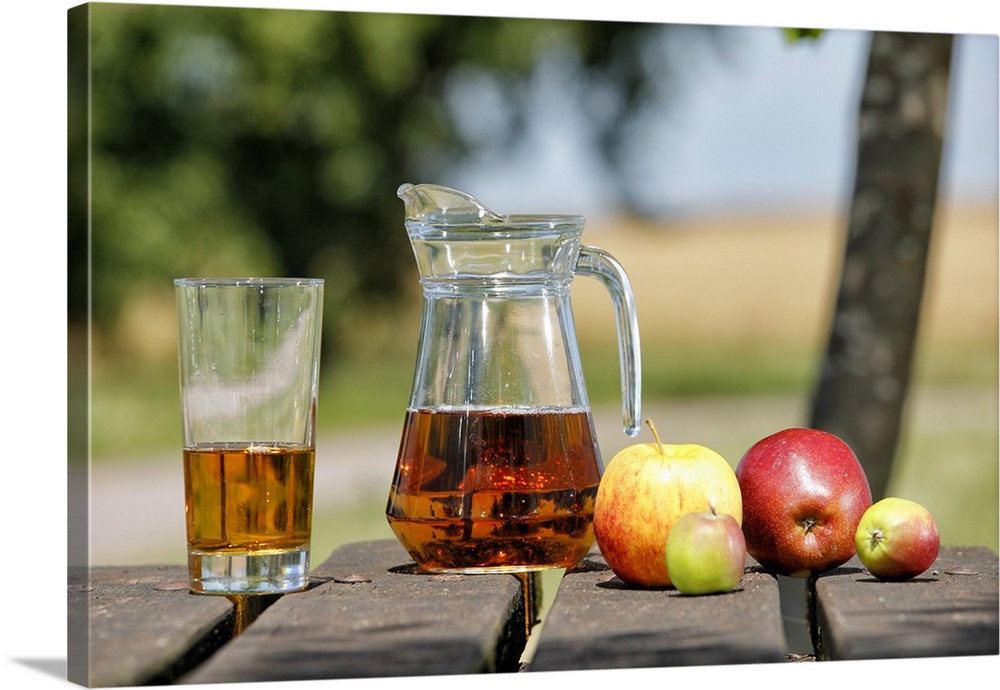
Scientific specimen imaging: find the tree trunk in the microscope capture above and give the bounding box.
[809,31,954,501]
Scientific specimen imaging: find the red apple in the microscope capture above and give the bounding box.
[666,508,746,595]
[735,427,872,577]
[855,497,940,581]
[594,420,742,588]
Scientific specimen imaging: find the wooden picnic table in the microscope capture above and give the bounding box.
[68,540,999,686]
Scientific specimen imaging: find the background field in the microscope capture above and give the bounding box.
[88,201,998,567]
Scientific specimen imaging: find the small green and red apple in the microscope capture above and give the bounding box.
[855,497,940,581]
[593,419,742,588]
[666,507,746,595]
[735,427,872,577]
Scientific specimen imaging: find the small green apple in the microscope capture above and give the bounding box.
[665,508,746,595]
[855,497,940,581]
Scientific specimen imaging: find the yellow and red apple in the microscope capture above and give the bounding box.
[855,497,940,581]
[593,420,742,588]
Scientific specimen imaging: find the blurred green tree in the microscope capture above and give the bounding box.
[69,4,722,357]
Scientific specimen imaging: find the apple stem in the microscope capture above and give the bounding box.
[644,418,665,455]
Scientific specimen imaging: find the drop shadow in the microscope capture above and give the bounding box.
[821,566,868,577]
[595,577,671,592]
[567,557,610,574]
[387,562,435,576]
[593,578,746,596]
[855,575,940,584]
[10,657,66,680]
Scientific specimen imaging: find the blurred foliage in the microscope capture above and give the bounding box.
[783,28,825,42]
[70,3,733,357]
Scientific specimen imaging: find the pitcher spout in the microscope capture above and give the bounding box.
[397,182,505,226]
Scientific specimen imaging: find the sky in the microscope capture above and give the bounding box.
[453,26,998,217]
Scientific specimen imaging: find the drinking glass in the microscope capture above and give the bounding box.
[175,277,324,594]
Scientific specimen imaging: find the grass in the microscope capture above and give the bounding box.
[898,430,999,549]
[87,340,820,460]
[582,340,818,400]
[89,365,180,459]
[87,348,416,460]
[88,337,996,456]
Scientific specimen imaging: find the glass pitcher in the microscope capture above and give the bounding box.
[386,183,641,573]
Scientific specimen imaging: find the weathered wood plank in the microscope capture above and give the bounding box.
[68,565,236,687]
[528,548,787,671]
[812,546,999,660]
[181,539,529,684]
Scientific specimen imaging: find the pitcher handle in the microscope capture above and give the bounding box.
[575,246,642,436]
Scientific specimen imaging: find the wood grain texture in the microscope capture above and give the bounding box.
[812,546,999,660]
[68,565,235,687]
[180,539,529,683]
[528,548,787,671]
